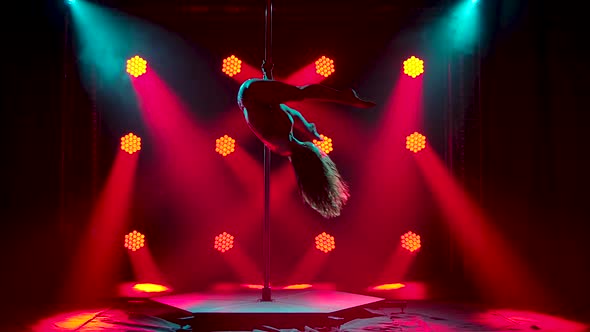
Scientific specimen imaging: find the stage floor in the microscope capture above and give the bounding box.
[152,288,384,313]
[26,292,590,331]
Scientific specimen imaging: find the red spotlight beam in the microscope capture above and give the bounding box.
[287,246,330,285]
[128,245,167,285]
[284,62,326,86]
[63,150,139,303]
[374,245,415,285]
[220,245,263,285]
[350,72,425,232]
[131,70,231,219]
[415,147,549,307]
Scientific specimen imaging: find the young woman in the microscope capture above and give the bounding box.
[237,78,375,218]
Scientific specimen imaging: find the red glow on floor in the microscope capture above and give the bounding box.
[372,283,406,290]
[415,148,547,307]
[283,284,313,290]
[31,310,104,331]
[479,309,588,332]
[132,283,169,293]
[241,284,264,290]
[367,281,428,300]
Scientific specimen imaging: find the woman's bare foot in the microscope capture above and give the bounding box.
[306,123,323,141]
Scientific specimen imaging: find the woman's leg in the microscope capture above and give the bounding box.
[245,79,375,108]
[298,84,376,108]
[280,104,322,141]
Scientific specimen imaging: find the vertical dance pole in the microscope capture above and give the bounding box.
[261,0,274,302]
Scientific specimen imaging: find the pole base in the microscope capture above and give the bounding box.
[260,287,272,302]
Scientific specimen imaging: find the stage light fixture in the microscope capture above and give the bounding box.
[215,135,236,156]
[315,232,336,253]
[313,134,333,155]
[401,231,421,252]
[315,56,335,77]
[214,232,235,253]
[124,230,145,251]
[222,55,242,77]
[121,133,141,154]
[405,132,426,153]
[403,56,424,78]
[126,55,147,78]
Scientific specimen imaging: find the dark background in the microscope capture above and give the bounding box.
[2,0,589,327]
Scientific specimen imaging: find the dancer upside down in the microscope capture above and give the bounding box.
[237,78,376,218]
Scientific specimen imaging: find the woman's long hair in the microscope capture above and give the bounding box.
[288,139,350,218]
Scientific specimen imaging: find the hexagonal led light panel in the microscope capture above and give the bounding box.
[124,230,145,252]
[315,56,335,78]
[214,232,235,253]
[121,133,141,154]
[401,231,421,252]
[313,134,333,155]
[215,135,236,156]
[403,56,424,78]
[222,55,242,77]
[315,232,336,253]
[126,55,147,78]
[406,132,426,153]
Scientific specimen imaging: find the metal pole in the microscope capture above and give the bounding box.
[261,0,274,302]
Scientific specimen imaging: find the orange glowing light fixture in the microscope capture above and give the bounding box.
[403,56,424,78]
[222,55,242,77]
[313,134,333,155]
[401,231,421,252]
[215,135,236,156]
[121,133,141,154]
[315,56,335,77]
[406,132,426,153]
[124,230,145,251]
[126,55,147,78]
[132,283,169,293]
[315,232,336,253]
[214,231,235,253]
